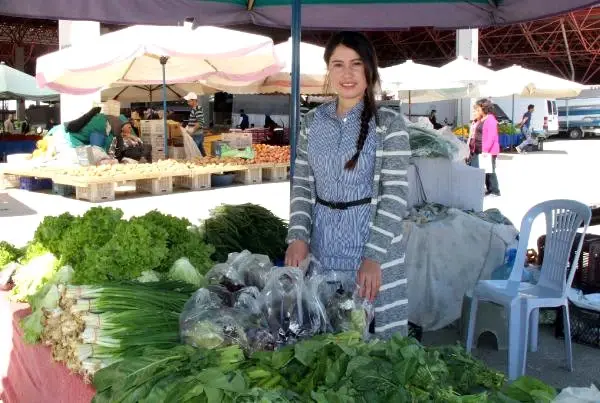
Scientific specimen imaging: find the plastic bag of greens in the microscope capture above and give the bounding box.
[238,253,274,290]
[180,307,250,350]
[234,287,276,352]
[205,256,246,293]
[234,286,264,316]
[261,267,327,347]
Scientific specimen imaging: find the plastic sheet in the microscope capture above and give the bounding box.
[180,306,250,350]
[182,130,202,160]
[407,124,469,161]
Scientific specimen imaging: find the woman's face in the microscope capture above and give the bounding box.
[327,44,367,102]
[475,106,484,119]
[122,123,132,137]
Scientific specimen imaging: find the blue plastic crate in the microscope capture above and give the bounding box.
[19,177,52,191]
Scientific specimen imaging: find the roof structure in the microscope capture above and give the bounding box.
[1,7,599,85]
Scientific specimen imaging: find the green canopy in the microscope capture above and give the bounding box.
[0,62,59,102]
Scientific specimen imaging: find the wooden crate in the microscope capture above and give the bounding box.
[136,177,173,195]
[174,174,211,191]
[235,167,262,185]
[263,166,288,182]
[76,183,116,203]
[168,147,186,160]
[1,173,20,189]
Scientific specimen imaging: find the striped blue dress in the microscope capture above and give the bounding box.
[288,99,411,338]
[308,101,376,275]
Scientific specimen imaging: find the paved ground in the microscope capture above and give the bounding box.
[1,136,600,388]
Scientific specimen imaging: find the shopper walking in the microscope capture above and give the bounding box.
[516,104,535,153]
[285,31,411,339]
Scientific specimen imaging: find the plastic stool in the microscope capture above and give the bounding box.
[460,292,509,350]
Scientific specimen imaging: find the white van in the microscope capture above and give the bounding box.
[492,96,559,137]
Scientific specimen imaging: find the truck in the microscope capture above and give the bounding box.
[556,95,600,139]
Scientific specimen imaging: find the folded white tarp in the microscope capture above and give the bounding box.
[404,208,518,330]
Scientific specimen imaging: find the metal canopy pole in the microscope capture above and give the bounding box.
[289,0,301,182]
[160,56,169,156]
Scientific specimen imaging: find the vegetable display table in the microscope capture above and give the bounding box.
[0,291,95,403]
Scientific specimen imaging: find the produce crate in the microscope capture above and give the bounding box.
[222,133,252,149]
[235,167,262,185]
[168,147,186,160]
[262,166,288,182]
[136,177,173,195]
[76,183,116,203]
[101,100,121,117]
[19,177,52,191]
[140,120,165,135]
[151,148,167,161]
[52,183,75,197]
[538,233,600,293]
[555,302,600,348]
[1,173,20,189]
[174,174,210,191]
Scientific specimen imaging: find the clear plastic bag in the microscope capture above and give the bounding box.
[182,130,202,160]
[180,307,250,350]
[205,260,246,293]
[234,286,263,316]
[309,271,374,339]
[206,251,275,292]
[437,126,470,161]
[407,124,465,161]
[239,253,273,290]
[261,267,327,347]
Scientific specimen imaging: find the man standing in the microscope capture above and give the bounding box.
[3,114,14,134]
[516,104,535,153]
[183,92,206,157]
[239,109,249,131]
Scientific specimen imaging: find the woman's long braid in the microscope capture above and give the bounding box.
[345,92,376,170]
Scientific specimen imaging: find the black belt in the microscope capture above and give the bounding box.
[316,195,372,210]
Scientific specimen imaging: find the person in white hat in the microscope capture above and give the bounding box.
[183,92,206,156]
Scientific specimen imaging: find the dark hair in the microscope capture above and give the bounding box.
[475,98,494,115]
[324,31,380,170]
[240,109,245,113]
[528,104,535,110]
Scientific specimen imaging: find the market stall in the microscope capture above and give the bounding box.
[0,205,557,402]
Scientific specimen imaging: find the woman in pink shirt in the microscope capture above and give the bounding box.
[471,98,501,196]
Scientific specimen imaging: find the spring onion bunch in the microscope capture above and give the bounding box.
[60,282,193,380]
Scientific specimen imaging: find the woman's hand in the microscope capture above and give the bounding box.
[285,240,309,268]
[357,258,382,302]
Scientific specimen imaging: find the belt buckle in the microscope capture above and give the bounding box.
[334,202,347,210]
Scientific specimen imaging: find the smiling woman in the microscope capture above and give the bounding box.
[285,32,411,339]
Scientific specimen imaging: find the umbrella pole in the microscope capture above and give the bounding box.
[511,94,515,126]
[408,91,412,120]
[160,56,169,157]
[289,0,301,183]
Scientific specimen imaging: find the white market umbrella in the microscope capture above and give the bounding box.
[101,82,218,102]
[36,25,282,153]
[36,25,282,95]
[440,56,494,85]
[379,60,466,116]
[481,65,586,99]
[216,38,327,94]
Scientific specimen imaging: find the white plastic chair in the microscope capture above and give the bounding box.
[465,199,591,380]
